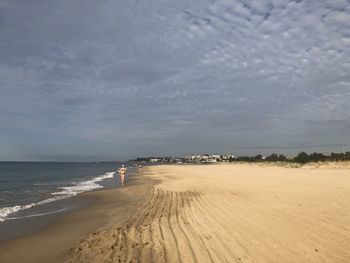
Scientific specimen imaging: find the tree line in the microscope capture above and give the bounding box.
[230,152,350,164]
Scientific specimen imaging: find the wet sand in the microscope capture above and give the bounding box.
[0,195,94,243]
[2,163,350,262]
[71,163,350,263]
[0,173,152,263]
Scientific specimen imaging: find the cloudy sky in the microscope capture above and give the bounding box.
[0,0,350,161]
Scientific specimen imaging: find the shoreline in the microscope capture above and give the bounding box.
[0,194,96,243]
[0,169,153,263]
[0,165,140,242]
[0,162,129,224]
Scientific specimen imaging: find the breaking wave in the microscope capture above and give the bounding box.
[0,171,115,222]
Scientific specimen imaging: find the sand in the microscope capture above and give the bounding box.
[70,163,350,263]
[2,163,350,262]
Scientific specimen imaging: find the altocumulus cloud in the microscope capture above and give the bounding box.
[0,0,349,160]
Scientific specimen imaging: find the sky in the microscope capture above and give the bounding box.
[0,0,350,161]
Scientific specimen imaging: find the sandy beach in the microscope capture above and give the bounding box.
[70,163,350,263]
[2,163,350,262]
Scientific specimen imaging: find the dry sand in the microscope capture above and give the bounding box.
[71,163,350,263]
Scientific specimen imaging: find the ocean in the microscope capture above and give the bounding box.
[0,162,130,222]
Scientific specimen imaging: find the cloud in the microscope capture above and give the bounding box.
[0,0,350,160]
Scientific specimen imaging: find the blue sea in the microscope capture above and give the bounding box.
[0,162,130,222]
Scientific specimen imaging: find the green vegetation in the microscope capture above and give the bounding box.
[293,151,350,163]
[230,152,350,164]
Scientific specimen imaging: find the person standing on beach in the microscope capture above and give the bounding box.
[118,165,127,184]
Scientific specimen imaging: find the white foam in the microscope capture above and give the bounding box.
[0,196,70,222]
[6,208,67,220]
[0,171,116,222]
[0,205,32,222]
[52,171,115,196]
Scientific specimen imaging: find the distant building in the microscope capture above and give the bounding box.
[185,154,234,163]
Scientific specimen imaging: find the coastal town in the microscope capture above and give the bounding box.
[130,154,234,164]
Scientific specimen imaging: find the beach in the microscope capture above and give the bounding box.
[2,163,350,262]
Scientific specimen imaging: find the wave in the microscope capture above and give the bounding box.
[51,171,115,195]
[6,208,68,221]
[0,171,115,222]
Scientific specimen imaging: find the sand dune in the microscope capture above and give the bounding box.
[71,164,350,263]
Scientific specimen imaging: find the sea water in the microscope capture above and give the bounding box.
[0,162,129,222]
